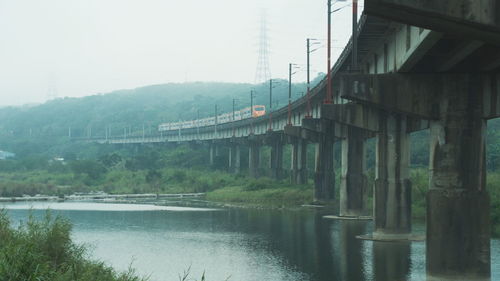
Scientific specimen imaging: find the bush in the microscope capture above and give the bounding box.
[0,210,144,281]
[243,177,276,191]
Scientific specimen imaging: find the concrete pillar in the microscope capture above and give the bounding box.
[314,124,334,201]
[270,141,284,179]
[340,126,367,217]
[209,143,215,166]
[291,138,308,184]
[373,113,411,239]
[228,144,235,172]
[234,145,241,174]
[426,75,490,280]
[249,143,260,178]
[228,143,240,174]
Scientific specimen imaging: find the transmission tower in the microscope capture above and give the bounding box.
[254,10,271,84]
[46,72,58,101]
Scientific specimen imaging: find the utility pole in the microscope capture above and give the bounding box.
[250,90,255,134]
[232,99,236,136]
[214,104,218,137]
[352,0,358,71]
[232,99,236,121]
[197,109,200,139]
[307,38,311,116]
[178,119,181,140]
[325,0,333,104]
[288,64,292,125]
[306,38,319,118]
[268,79,273,131]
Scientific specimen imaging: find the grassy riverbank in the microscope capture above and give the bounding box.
[0,165,499,237]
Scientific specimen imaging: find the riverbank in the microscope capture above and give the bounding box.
[0,167,499,237]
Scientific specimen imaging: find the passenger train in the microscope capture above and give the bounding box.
[158,105,266,131]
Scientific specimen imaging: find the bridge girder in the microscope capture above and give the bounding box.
[365,0,500,46]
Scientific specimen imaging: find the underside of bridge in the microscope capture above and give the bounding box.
[93,0,500,279]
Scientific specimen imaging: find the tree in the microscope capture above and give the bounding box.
[70,160,107,180]
[145,169,162,195]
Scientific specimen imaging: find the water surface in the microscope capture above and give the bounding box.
[2,201,499,281]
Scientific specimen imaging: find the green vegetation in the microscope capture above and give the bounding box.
[0,81,499,238]
[0,210,144,281]
[207,178,312,207]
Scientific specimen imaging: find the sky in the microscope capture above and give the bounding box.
[0,0,362,106]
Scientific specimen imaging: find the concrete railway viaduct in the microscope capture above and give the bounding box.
[89,1,500,280]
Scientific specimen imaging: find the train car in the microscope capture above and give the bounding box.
[158,105,266,132]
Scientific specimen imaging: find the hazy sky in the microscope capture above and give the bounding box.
[0,0,362,106]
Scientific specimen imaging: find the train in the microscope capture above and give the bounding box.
[158,105,266,131]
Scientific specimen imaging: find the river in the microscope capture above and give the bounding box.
[1,201,499,281]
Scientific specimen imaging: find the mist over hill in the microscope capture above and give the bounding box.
[0,79,320,139]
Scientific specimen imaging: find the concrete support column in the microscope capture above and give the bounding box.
[373,113,411,238]
[228,144,235,172]
[209,143,215,166]
[314,123,334,201]
[340,126,367,217]
[270,141,284,179]
[426,75,490,280]
[249,143,260,178]
[291,138,308,184]
[234,145,241,174]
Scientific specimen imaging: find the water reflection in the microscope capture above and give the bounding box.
[1,202,498,281]
[338,221,367,281]
[373,241,411,281]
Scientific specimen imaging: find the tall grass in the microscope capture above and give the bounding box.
[0,210,144,281]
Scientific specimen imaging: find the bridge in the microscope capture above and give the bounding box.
[89,1,500,280]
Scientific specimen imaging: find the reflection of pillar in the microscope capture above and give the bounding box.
[340,126,367,217]
[291,138,308,184]
[427,75,490,280]
[270,140,284,179]
[314,123,334,201]
[373,113,411,239]
[373,241,411,281]
[338,221,366,281]
[249,143,260,178]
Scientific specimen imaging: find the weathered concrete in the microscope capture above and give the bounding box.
[269,140,284,179]
[364,0,500,46]
[340,126,367,217]
[234,144,240,174]
[291,138,308,185]
[209,143,215,166]
[426,75,490,280]
[314,120,335,202]
[373,113,412,239]
[248,142,261,178]
[228,144,241,174]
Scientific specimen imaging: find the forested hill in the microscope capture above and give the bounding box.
[2,75,500,171]
[0,79,317,139]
